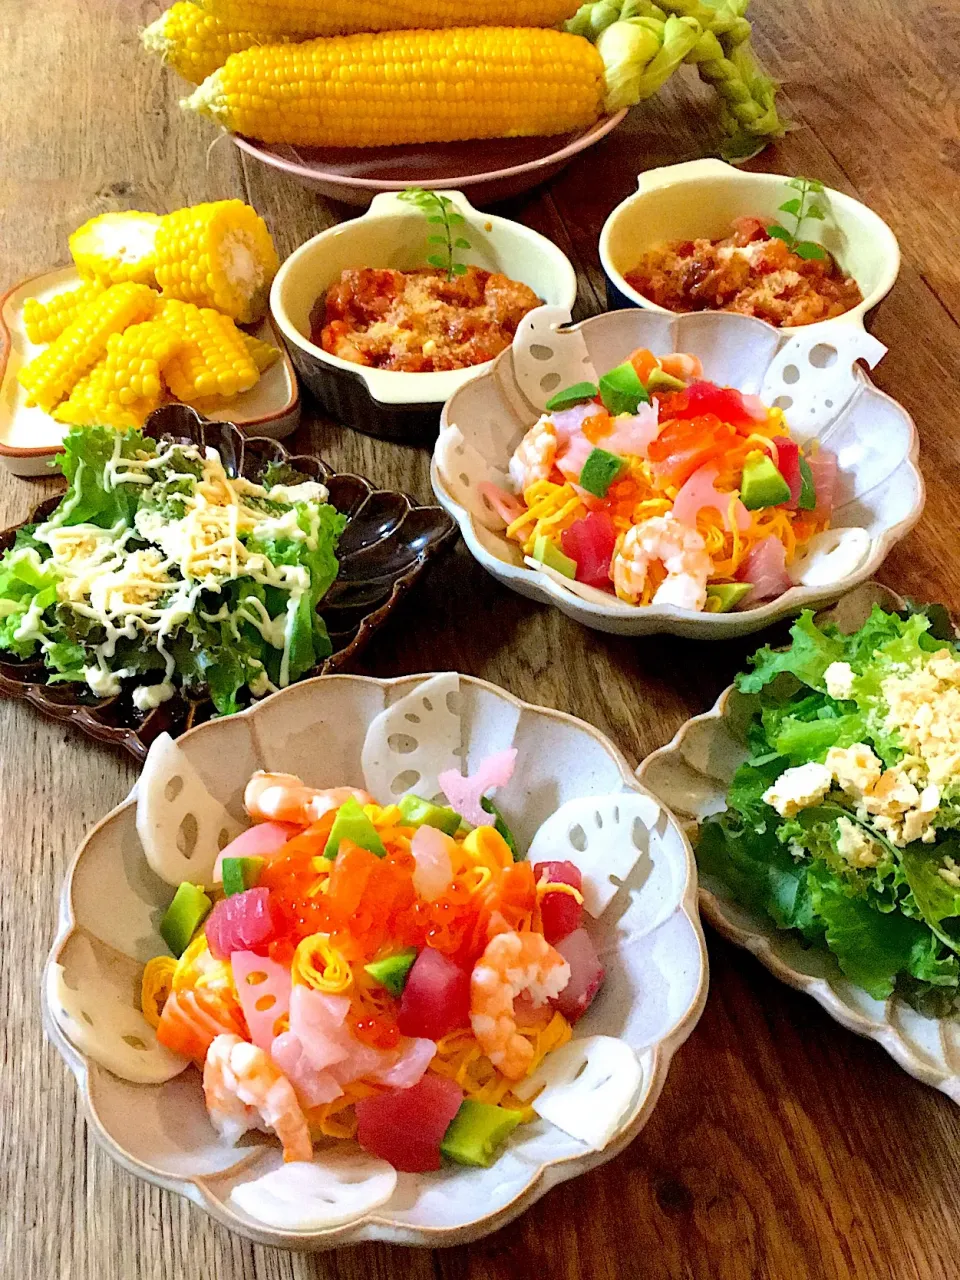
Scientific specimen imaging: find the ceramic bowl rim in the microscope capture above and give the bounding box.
[43,669,709,1250]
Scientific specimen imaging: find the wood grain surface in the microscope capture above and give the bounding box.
[2,1,959,1277]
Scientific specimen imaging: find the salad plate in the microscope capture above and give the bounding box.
[637,582,960,1103]
[433,306,923,638]
[0,265,301,478]
[0,406,457,759]
[43,671,707,1249]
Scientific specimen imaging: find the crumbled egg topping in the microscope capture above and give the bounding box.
[881,648,960,789]
[763,762,832,818]
[764,743,941,846]
[824,661,856,700]
[835,816,882,868]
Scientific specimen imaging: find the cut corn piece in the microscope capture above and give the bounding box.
[69,212,163,287]
[183,28,605,148]
[160,299,260,401]
[191,0,580,36]
[17,282,158,411]
[142,2,291,85]
[242,331,281,374]
[154,199,279,324]
[23,281,106,345]
[53,320,183,430]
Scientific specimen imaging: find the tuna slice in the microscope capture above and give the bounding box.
[356,1074,464,1173]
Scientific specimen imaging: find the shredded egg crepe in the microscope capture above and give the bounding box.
[0,426,346,712]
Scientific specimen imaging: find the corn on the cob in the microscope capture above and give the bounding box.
[53,320,183,430]
[242,332,281,373]
[18,283,158,412]
[69,212,163,287]
[160,299,260,401]
[142,3,290,85]
[23,281,106,346]
[154,200,279,325]
[190,0,580,37]
[184,28,605,148]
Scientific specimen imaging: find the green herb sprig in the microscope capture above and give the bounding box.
[398,188,472,281]
[767,176,828,261]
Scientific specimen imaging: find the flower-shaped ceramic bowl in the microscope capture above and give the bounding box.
[637,582,960,1104]
[43,672,707,1250]
[599,158,901,333]
[270,190,578,444]
[432,306,924,639]
[0,406,457,759]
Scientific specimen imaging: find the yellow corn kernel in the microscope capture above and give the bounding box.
[69,212,164,287]
[182,28,605,149]
[23,281,106,346]
[154,199,279,325]
[192,0,580,36]
[160,299,260,401]
[53,320,182,430]
[242,331,281,374]
[142,3,292,85]
[18,282,158,411]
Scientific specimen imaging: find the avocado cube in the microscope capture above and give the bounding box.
[740,451,791,511]
[598,361,650,416]
[532,534,577,580]
[441,1100,524,1167]
[578,447,627,498]
[398,795,462,836]
[544,381,599,412]
[705,583,753,613]
[363,948,418,998]
[221,856,266,897]
[159,882,212,958]
[323,796,386,860]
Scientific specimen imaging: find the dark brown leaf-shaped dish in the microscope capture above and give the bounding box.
[0,405,457,759]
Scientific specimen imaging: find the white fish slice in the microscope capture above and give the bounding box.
[136,733,243,887]
[361,673,461,804]
[229,1149,398,1231]
[47,938,188,1085]
[512,1035,643,1150]
[527,792,660,917]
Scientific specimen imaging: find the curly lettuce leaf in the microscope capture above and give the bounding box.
[56,426,153,529]
[806,862,931,1000]
[697,816,819,936]
[738,611,844,694]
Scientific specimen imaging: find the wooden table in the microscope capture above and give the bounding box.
[2,1,959,1276]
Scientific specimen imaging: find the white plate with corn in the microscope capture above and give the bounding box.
[0,200,299,478]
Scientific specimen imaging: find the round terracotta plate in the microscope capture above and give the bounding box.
[232,113,628,207]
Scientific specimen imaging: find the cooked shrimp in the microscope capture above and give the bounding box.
[203,1033,313,1163]
[613,514,712,611]
[508,418,558,493]
[244,772,373,825]
[659,352,703,381]
[470,931,570,1080]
